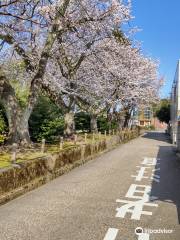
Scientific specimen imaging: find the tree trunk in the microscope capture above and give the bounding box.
[107,110,112,131]
[123,110,132,129]
[123,115,130,128]
[1,79,33,145]
[6,107,31,145]
[124,108,133,129]
[64,111,75,137]
[118,116,125,130]
[90,114,98,133]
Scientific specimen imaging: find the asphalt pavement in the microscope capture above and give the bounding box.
[0,131,180,240]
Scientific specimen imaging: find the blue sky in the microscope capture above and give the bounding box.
[130,0,180,98]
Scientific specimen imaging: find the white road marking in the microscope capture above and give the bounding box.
[151,174,160,183]
[103,157,160,237]
[149,196,158,201]
[103,228,119,240]
[126,184,151,200]
[131,166,150,181]
[138,233,150,240]
[152,168,160,172]
[142,157,160,166]
[103,229,149,240]
[116,184,158,220]
[116,200,157,220]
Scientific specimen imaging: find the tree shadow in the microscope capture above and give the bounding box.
[142,131,171,143]
[149,144,180,224]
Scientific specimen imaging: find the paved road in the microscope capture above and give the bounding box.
[0,131,180,240]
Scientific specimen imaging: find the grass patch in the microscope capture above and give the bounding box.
[0,151,47,169]
[0,133,112,169]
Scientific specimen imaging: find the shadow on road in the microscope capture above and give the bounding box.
[142,131,171,143]
[148,133,180,224]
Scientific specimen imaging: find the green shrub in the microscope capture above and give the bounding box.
[97,116,109,132]
[97,116,118,132]
[75,112,90,132]
[141,125,155,131]
[75,113,118,132]
[29,95,64,142]
[0,114,5,132]
[0,134,5,144]
[38,117,64,142]
[155,99,170,124]
[0,111,7,144]
[149,125,155,130]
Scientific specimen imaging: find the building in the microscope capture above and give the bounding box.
[138,107,153,127]
[132,107,153,127]
[132,107,167,130]
[170,60,180,147]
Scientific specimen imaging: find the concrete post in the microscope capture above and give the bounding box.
[60,137,64,150]
[74,135,77,145]
[92,133,95,142]
[104,130,107,138]
[41,139,45,153]
[84,133,87,143]
[11,143,17,164]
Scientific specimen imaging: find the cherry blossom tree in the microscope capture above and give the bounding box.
[0,0,71,144]
[40,2,132,136]
[0,0,132,144]
[45,36,160,133]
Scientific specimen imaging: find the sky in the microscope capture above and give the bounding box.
[130,0,180,98]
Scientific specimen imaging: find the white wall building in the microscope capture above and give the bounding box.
[171,60,180,147]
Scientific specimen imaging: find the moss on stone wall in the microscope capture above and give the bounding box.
[0,129,139,205]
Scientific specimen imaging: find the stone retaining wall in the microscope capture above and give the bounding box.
[0,129,139,205]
